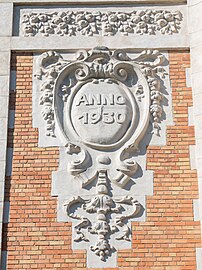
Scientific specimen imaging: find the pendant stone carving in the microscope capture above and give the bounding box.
[34,47,168,267]
[64,169,142,261]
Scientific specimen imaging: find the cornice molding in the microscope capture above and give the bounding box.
[9,0,187,5]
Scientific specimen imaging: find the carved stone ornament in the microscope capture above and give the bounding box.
[35,47,168,267]
[21,9,183,37]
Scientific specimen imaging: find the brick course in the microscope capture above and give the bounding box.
[2,51,201,269]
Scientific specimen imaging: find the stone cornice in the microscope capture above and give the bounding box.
[5,0,187,4]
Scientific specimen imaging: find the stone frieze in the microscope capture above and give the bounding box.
[21,9,183,37]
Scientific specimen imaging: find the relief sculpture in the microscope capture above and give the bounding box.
[21,9,183,37]
[34,47,168,267]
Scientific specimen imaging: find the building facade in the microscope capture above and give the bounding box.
[0,0,202,269]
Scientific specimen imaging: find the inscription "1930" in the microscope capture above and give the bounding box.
[76,94,127,125]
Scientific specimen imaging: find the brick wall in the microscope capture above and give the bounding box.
[2,51,201,269]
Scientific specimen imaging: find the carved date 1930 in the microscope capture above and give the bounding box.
[78,108,126,125]
[76,93,127,125]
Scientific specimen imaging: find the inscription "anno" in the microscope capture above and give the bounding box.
[76,94,126,106]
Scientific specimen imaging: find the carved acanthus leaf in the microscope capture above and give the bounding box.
[36,48,167,137]
[63,170,143,260]
[34,47,169,265]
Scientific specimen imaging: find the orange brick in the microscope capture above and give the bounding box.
[3,51,201,270]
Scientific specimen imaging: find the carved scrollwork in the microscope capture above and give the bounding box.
[63,170,143,260]
[68,147,91,176]
[21,10,183,37]
[36,47,167,138]
[35,47,168,264]
[113,158,138,188]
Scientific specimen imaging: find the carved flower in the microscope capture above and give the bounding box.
[38,14,48,23]
[137,21,146,28]
[52,15,62,25]
[43,24,54,36]
[30,15,39,23]
[22,9,183,37]
[142,67,154,77]
[103,23,114,36]
[101,14,108,22]
[78,22,95,36]
[131,15,141,24]
[57,11,66,18]
[108,14,118,23]
[22,15,29,23]
[117,13,127,21]
[85,14,95,23]
[154,12,164,21]
[62,15,72,24]
[24,25,35,35]
[75,13,85,22]
[92,11,101,20]
[136,21,147,34]
[164,12,174,22]
[58,21,68,30]
[62,12,72,23]
[78,19,89,28]
[141,14,150,23]
[146,10,152,16]
[122,24,133,35]
[136,10,145,17]
[157,19,168,28]
[75,13,98,36]
[55,26,67,36]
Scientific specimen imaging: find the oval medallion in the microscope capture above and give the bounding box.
[70,80,134,145]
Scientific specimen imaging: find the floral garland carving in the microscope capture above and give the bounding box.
[36,48,167,137]
[35,47,169,263]
[22,10,183,37]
